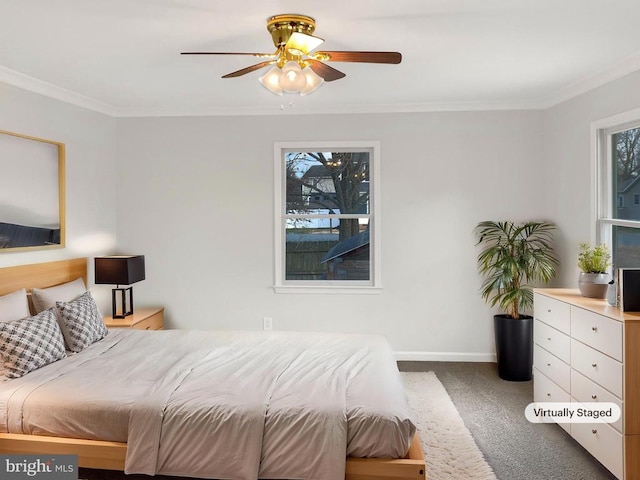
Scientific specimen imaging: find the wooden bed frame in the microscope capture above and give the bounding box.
[0,258,426,480]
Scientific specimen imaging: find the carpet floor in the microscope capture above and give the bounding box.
[399,361,617,480]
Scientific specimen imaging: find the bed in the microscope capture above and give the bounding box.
[0,258,426,480]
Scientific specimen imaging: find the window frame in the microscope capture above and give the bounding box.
[273,140,382,294]
[593,107,640,268]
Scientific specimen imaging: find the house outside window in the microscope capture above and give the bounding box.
[595,110,640,270]
[273,141,381,294]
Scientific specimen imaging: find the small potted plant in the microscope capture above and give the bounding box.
[475,221,558,381]
[577,243,611,298]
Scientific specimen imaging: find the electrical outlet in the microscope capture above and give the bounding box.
[263,317,273,331]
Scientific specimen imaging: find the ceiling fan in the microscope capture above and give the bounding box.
[181,14,402,95]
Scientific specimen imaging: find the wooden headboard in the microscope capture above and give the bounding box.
[0,258,87,296]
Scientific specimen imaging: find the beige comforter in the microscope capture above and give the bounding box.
[0,330,415,480]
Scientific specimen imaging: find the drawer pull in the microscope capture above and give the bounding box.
[547,337,551,341]
[592,429,597,435]
[592,363,598,368]
[547,363,551,367]
[547,393,551,397]
[591,394,597,399]
[592,326,598,332]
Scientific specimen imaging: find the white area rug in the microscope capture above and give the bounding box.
[401,371,498,480]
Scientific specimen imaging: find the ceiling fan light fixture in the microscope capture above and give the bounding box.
[185,13,402,101]
[279,60,307,93]
[259,66,283,95]
[300,67,324,96]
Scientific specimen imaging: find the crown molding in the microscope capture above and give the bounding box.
[112,98,544,117]
[0,65,118,116]
[3,57,640,117]
[537,50,640,109]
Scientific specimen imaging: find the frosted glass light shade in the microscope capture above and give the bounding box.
[259,66,283,95]
[279,61,307,93]
[286,32,324,55]
[300,67,324,95]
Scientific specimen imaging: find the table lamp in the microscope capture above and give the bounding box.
[94,255,145,318]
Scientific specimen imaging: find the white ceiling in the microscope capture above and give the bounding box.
[3,0,640,116]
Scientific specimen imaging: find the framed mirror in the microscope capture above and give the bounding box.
[0,130,65,252]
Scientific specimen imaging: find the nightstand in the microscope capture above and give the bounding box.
[103,306,164,330]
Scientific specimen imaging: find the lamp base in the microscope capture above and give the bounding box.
[112,287,134,318]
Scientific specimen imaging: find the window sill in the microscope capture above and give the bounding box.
[273,285,383,295]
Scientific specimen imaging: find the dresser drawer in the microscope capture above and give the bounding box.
[534,294,570,334]
[571,369,624,433]
[534,368,571,402]
[571,339,623,398]
[533,369,571,433]
[534,344,570,392]
[571,306,623,362]
[572,422,623,479]
[534,319,570,364]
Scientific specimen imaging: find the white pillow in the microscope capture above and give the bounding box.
[31,278,87,314]
[0,289,30,323]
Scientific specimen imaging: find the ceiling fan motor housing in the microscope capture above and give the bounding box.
[267,14,316,49]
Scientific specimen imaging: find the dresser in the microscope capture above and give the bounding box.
[533,289,640,479]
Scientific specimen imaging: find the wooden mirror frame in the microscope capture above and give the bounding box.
[0,129,65,252]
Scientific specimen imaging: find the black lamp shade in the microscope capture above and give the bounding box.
[95,256,145,286]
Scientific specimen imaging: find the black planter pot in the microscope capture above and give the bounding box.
[494,314,533,381]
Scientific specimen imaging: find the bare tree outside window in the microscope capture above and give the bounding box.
[284,150,371,281]
[610,127,640,268]
[615,128,640,182]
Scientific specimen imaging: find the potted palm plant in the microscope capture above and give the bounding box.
[577,243,611,299]
[475,221,559,381]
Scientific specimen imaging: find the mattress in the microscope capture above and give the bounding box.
[0,329,415,480]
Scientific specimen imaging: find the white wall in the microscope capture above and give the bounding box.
[544,70,640,288]
[116,111,545,359]
[7,68,638,359]
[0,83,118,300]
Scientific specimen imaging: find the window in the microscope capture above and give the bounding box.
[596,111,640,269]
[274,141,381,293]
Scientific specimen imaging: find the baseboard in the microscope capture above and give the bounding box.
[394,351,497,362]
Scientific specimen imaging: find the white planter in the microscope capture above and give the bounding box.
[578,272,610,299]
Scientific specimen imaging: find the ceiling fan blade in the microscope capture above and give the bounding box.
[307,59,346,82]
[285,32,324,55]
[314,51,402,64]
[221,60,276,78]
[181,52,277,58]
